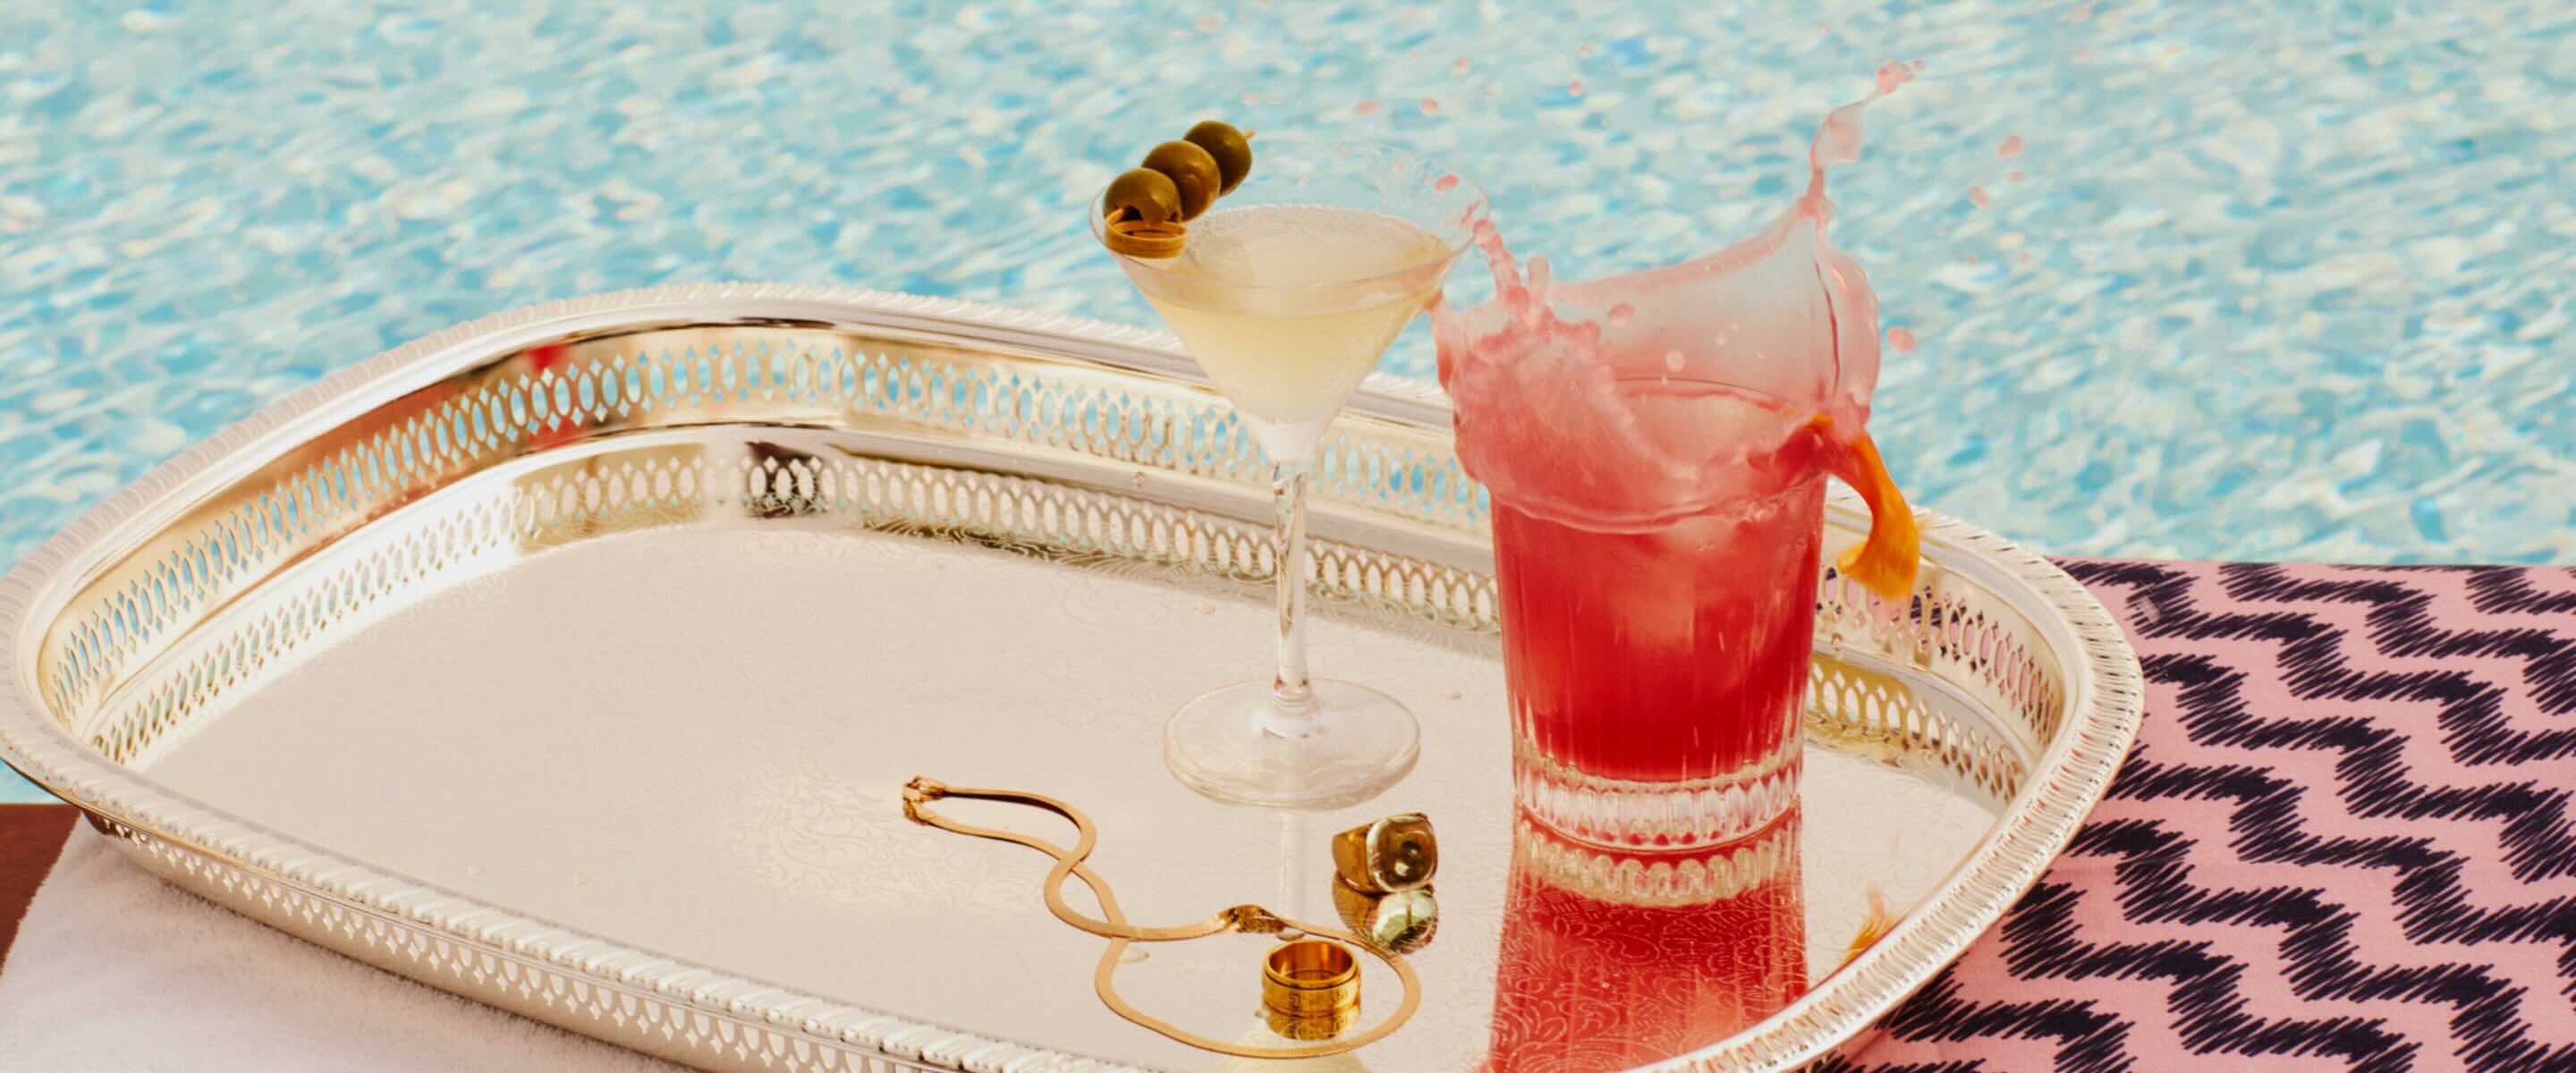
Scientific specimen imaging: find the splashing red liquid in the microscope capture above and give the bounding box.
[1434,59,1915,526]
[1433,64,1924,839]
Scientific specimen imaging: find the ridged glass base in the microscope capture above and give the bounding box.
[1513,740,1801,851]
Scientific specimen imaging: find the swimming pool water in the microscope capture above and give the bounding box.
[2,3,2570,799]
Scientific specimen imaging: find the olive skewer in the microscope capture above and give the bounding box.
[1102,122,1254,258]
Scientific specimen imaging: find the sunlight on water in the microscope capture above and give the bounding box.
[1,2,2570,799]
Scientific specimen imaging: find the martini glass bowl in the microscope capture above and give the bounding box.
[1090,135,1487,809]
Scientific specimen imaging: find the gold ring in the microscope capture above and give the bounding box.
[1262,939,1360,1019]
[1267,1004,1360,1042]
[1331,813,1437,894]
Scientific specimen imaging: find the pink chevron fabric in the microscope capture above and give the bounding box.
[1831,562,2576,1073]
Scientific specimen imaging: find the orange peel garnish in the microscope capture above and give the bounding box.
[1812,415,1920,602]
[1844,885,1898,962]
[1103,215,1187,258]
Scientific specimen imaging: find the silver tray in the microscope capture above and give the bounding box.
[0,284,2142,1072]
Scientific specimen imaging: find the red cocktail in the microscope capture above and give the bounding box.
[1495,483,1820,786]
[1489,393,1831,848]
[1435,111,1919,849]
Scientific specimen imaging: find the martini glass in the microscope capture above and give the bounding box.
[1092,136,1486,809]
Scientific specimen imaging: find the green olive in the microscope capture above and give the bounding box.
[1183,121,1254,194]
[1140,139,1222,220]
[1102,167,1182,225]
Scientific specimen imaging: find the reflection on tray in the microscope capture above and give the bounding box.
[0,293,2142,1073]
[1487,807,1808,1071]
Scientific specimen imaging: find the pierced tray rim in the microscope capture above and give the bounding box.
[0,283,2145,1072]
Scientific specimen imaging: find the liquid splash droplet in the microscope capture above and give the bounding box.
[1887,327,1917,353]
[1809,62,1914,178]
[1965,254,1980,265]
[1578,43,1595,58]
[1419,97,1441,115]
[1569,78,1586,97]
[1453,56,1470,74]
[1195,13,1224,32]
[1967,186,1991,210]
[1607,303,1635,326]
[1998,135,2024,158]
[1663,350,1685,372]
[2009,170,2026,182]
[1353,99,1382,116]
[1435,173,1461,193]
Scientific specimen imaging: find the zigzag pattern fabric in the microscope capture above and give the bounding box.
[1833,562,2576,1073]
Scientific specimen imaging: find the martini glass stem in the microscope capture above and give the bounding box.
[1265,459,1320,737]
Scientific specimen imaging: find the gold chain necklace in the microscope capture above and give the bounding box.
[901,777,1421,1059]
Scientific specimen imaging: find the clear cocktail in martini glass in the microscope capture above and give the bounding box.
[1092,132,1486,809]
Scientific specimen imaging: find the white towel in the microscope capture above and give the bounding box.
[0,830,681,1070]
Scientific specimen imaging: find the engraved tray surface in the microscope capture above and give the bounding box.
[0,285,2142,1072]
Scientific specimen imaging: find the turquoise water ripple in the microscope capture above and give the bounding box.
[2,2,2571,799]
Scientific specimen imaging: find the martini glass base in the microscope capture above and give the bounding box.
[1164,680,1421,810]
